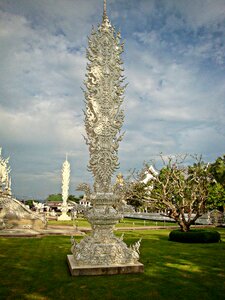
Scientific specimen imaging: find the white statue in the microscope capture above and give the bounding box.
[141,165,159,197]
[0,147,12,196]
[0,148,45,232]
[58,155,71,220]
[33,201,45,213]
[141,165,158,184]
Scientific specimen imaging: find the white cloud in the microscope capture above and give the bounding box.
[119,30,225,173]
[179,126,225,157]
[167,0,225,29]
[0,0,224,199]
[0,9,87,112]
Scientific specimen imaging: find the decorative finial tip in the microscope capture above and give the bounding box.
[103,0,107,17]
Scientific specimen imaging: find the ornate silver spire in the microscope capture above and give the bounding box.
[68,1,143,274]
[103,0,107,17]
[84,0,125,193]
[58,155,71,220]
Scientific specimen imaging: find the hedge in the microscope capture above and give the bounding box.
[169,229,221,243]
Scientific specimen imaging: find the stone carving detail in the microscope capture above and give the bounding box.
[0,196,45,230]
[130,238,142,260]
[62,156,70,204]
[72,231,141,266]
[84,0,125,193]
[0,147,12,197]
[71,1,142,267]
[76,183,91,199]
[58,156,71,220]
[0,147,45,231]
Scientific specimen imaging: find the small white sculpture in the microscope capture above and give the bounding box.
[130,238,142,262]
[58,155,71,220]
[0,147,12,197]
[33,201,45,213]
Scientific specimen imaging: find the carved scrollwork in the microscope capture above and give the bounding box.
[84,8,126,193]
[70,3,142,268]
[0,148,12,197]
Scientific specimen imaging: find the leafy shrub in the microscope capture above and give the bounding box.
[169,229,221,243]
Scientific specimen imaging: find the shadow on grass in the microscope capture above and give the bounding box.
[0,229,224,300]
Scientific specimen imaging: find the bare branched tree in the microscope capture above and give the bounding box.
[124,154,213,232]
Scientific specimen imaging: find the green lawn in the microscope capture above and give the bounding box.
[48,218,91,227]
[48,217,177,228]
[0,229,224,300]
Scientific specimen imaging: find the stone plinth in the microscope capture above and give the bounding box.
[57,213,71,221]
[67,255,144,276]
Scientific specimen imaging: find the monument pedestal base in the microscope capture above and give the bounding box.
[57,213,71,221]
[67,255,144,276]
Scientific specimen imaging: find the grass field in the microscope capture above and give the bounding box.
[48,217,177,228]
[0,229,224,300]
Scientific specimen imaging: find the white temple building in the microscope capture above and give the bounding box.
[141,165,159,184]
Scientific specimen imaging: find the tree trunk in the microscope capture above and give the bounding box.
[179,221,190,232]
[165,210,191,232]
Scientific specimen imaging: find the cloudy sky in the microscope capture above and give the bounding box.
[0,0,224,200]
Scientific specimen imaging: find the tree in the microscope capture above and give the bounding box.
[125,182,147,209]
[68,194,83,204]
[209,155,225,186]
[126,155,213,232]
[46,194,62,202]
[45,193,82,204]
[120,166,157,210]
[207,183,225,211]
[24,200,38,209]
[207,155,225,211]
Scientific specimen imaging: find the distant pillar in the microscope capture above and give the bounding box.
[58,156,71,221]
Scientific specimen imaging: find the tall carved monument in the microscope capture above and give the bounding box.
[67,0,144,276]
[58,156,71,220]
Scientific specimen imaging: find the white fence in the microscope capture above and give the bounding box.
[124,212,224,225]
